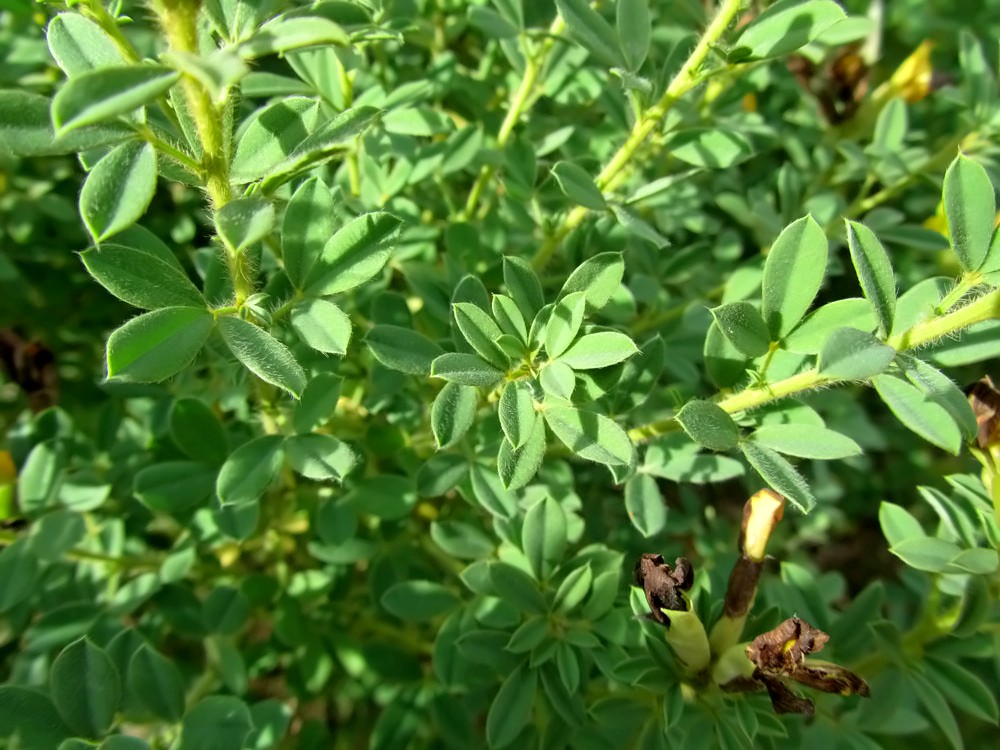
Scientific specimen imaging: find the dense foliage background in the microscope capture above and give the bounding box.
[1,1,999,748]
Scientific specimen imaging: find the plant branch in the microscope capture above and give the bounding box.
[152,0,253,306]
[532,0,744,270]
[462,15,566,220]
[629,287,1000,442]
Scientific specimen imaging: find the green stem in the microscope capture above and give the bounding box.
[152,0,252,306]
[137,125,201,173]
[462,16,566,220]
[532,0,744,270]
[80,0,142,64]
[629,287,1000,442]
[0,530,161,571]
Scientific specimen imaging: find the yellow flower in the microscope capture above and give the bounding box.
[887,41,935,103]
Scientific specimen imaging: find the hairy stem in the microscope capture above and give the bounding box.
[152,0,253,305]
[532,0,744,269]
[463,15,566,220]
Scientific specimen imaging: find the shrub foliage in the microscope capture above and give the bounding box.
[1,1,999,749]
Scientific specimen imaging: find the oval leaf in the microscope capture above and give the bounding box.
[218,316,306,397]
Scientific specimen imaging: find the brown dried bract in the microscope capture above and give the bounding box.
[745,617,869,715]
[746,617,829,673]
[968,376,1000,449]
[633,553,694,628]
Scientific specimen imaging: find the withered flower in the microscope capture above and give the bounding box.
[632,553,694,628]
[710,490,785,655]
[966,376,1000,524]
[744,617,869,715]
[633,553,710,673]
[968,376,1000,450]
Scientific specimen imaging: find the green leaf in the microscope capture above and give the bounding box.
[499,381,536,449]
[432,382,478,449]
[17,439,65,516]
[506,618,549,653]
[262,105,380,189]
[51,639,120,737]
[0,90,130,157]
[666,129,754,169]
[845,220,896,335]
[51,65,181,133]
[782,298,876,354]
[215,197,275,254]
[731,0,847,62]
[289,298,352,355]
[0,686,72,749]
[350,475,417,520]
[498,413,547,491]
[710,302,771,357]
[522,496,568,579]
[381,581,459,621]
[431,520,494,559]
[82,244,205,309]
[625,473,666,537]
[617,0,651,71]
[926,656,1000,724]
[230,97,320,184]
[170,397,227,465]
[492,294,528,342]
[175,696,253,750]
[134,461,216,513]
[203,587,250,635]
[749,424,861,459]
[218,316,306,397]
[891,536,963,573]
[293,373,341,434]
[873,374,962,454]
[551,161,606,210]
[431,352,503,387]
[503,256,545,321]
[817,327,896,379]
[240,16,349,59]
[468,6,519,38]
[704,320,748,388]
[490,562,546,614]
[303,212,400,296]
[540,360,575,401]
[285,434,356,481]
[947,548,999,575]
[366,325,444,376]
[554,564,593,614]
[453,302,508,368]
[740,441,816,512]
[282,177,335,288]
[559,332,638,369]
[944,153,995,271]
[28,511,86,562]
[383,107,454,136]
[555,0,626,68]
[106,307,213,382]
[471,463,518,517]
[544,292,586,359]
[0,540,40,612]
[543,405,635,468]
[216,435,285,506]
[80,141,157,243]
[675,400,740,451]
[878,501,925,547]
[486,663,537,749]
[761,215,828,338]
[559,253,625,311]
[47,13,125,76]
[128,645,185,722]
[910,670,963,750]
[897,355,978,440]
